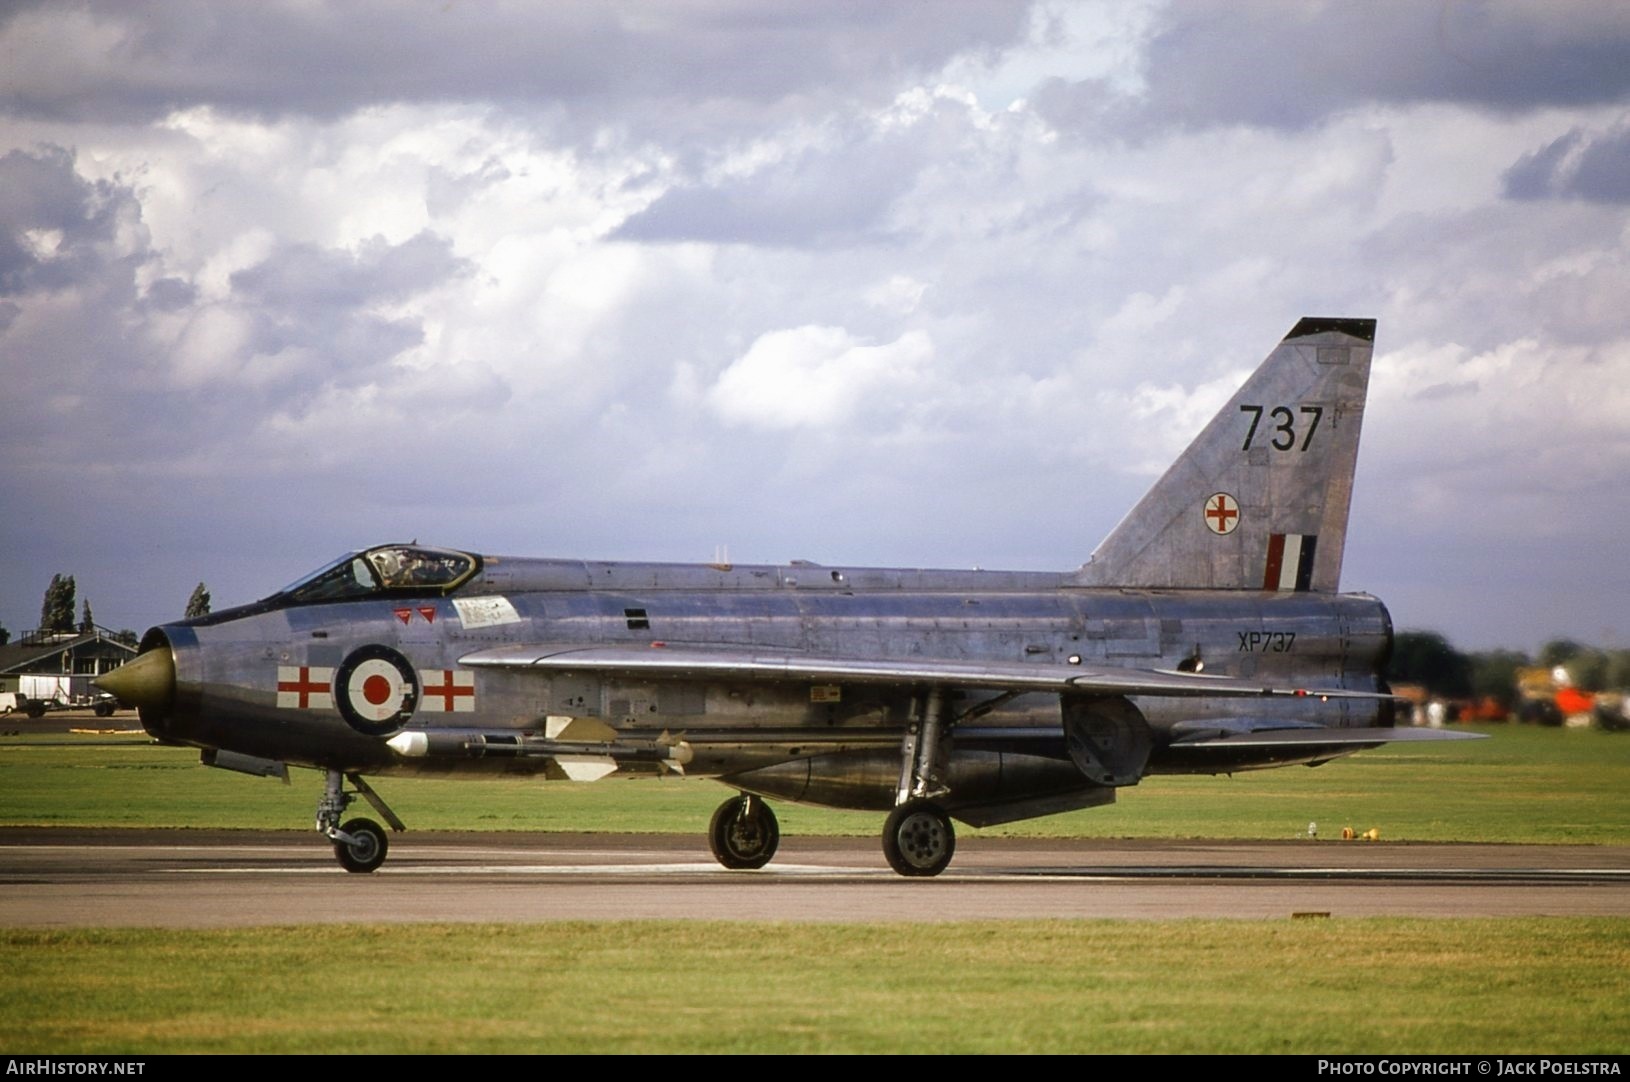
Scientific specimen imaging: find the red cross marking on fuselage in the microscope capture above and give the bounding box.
[423,671,474,711]
[278,667,330,709]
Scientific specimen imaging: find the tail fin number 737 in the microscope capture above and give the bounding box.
[1240,404,1323,452]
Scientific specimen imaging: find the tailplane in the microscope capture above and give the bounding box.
[1076,317,1375,592]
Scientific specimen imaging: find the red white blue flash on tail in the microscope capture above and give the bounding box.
[1263,533,1318,592]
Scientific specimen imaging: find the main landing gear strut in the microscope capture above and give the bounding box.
[884,686,956,876]
[316,769,405,873]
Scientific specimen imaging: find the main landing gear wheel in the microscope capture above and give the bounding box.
[708,794,780,870]
[883,801,956,878]
[333,817,388,874]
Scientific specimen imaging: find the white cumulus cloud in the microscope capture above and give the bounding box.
[708,326,933,430]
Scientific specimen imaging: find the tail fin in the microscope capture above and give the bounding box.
[1076,317,1375,592]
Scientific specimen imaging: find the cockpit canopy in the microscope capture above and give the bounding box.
[278,545,481,604]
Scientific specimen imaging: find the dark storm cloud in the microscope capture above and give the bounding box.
[615,131,922,246]
[1503,126,1630,203]
[0,1,1029,127]
[214,232,471,397]
[230,231,468,310]
[1501,130,1583,200]
[1036,1,1630,134]
[143,276,195,311]
[0,145,140,294]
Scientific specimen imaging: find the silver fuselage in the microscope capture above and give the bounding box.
[139,553,1391,819]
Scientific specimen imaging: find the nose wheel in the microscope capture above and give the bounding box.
[333,817,389,873]
[708,794,780,869]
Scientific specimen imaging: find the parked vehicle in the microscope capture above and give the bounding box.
[2,687,126,717]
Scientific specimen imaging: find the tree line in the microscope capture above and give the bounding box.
[1,577,211,647]
[1389,631,1630,704]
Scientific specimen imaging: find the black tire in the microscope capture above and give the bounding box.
[882,801,956,877]
[333,817,388,873]
[708,795,780,870]
[23,701,45,719]
[94,702,114,718]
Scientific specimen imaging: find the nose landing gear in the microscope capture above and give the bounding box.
[316,769,404,873]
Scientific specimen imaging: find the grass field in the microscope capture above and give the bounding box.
[4,919,1628,1054]
[4,723,1628,1054]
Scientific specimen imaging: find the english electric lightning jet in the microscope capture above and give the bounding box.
[100,317,1476,876]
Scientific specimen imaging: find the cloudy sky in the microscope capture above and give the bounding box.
[2,1,1629,653]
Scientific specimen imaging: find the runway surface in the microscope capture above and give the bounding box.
[3,828,1628,926]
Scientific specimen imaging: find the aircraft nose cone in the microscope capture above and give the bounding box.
[96,648,175,711]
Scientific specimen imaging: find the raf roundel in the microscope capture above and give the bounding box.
[335,645,419,736]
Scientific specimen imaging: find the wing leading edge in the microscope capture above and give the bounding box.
[458,642,1393,701]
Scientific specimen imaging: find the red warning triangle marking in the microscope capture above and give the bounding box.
[394,608,413,625]
[418,606,437,624]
